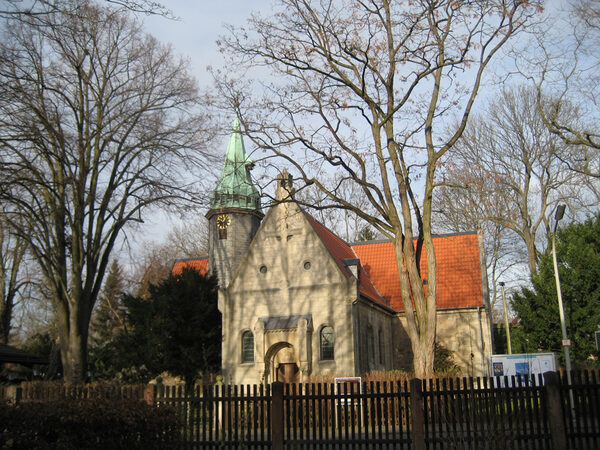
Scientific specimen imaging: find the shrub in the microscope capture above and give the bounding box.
[434,343,461,376]
[0,398,179,449]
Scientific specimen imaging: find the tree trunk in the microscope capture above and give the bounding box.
[57,300,89,382]
[394,236,437,378]
[0,301,11,344]
[60,330,88,382]
[411,337,436,379]
[525,234,539,277]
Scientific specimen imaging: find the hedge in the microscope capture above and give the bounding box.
[0,398,180,449]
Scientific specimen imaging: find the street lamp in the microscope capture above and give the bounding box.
[551,205,572,375]
[499,282,512,354]
[551,204,575,419]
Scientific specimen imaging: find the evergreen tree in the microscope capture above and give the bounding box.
[511,215,600,367]
[91,260,127,344]
[95,268,221,387]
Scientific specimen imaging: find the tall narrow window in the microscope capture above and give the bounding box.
[242,330,254,363]
[320,326,334,360]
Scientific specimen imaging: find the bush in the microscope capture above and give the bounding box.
[0,398,180,449]
[434,343,461,376]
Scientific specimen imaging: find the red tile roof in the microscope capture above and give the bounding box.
[304,213,390,309]
[351,234,483,311]
[170,214,484,313]
[171,257,209,276]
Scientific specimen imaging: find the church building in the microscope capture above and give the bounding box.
[173,118,493,384]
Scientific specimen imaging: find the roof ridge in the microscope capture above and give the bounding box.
[173,256,209,263]
[350,231,479,247]
[350,238,392,246]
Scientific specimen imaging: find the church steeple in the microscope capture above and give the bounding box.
[206,116,263,288]
[210,116,261,211]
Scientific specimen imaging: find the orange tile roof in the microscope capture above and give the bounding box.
[170,216,483,313]
[171,257,209,276]
[351,234,483,311]
[304,213,390,309]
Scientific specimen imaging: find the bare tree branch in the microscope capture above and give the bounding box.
[0,0,213,381]
[215,0,541,376]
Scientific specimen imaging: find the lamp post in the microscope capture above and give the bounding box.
[499,282,512,354]
[551,205,572,376]
[551,204,575,420]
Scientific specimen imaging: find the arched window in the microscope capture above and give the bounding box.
[241,331,254,363]
[320,326,334,360]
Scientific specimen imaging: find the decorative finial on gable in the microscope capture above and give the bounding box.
[275,169,294,201]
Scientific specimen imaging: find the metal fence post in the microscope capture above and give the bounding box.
[544,371,567,450]
[410,378,425,450]
[271,381,284,450]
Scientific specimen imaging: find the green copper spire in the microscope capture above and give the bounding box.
[209,116,261,210]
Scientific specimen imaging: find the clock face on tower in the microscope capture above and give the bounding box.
[216,214,231,230]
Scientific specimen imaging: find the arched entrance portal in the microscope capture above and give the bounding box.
[264,342,299,384]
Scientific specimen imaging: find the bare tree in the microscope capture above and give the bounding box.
[0,1,213,381]
[131,214,209,298]
[0,0,173,18]
[295,176,381,242]
[0,214,30,344]
[436,85,586,279]
[216,0,541,377]
[517,1,600,176]
[432,181,528,313]
[165,215,209,260]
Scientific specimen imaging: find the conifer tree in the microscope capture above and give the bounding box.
[511,215,600,366]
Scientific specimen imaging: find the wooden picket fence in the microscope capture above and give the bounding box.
[1,380,148,402]
[148,370,600,449]
[3,370,600,449]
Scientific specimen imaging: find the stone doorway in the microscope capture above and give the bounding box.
[264,342,297,384]
[277,362,299,383]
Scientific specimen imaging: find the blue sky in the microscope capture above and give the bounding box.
[143,2,271,90]
[131,3,275,244]
[132,1,564,248]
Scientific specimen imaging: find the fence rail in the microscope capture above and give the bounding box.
[3,370,600,449]
[0,381,148,403]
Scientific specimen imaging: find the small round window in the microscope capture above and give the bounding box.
[259,265,267,274]
[303,261,311,270]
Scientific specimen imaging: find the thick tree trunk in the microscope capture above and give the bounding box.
[411,336,436,379]
[61,336,87,383]
[394,236,437,378]
[0,300,11,344]
[525,235,539,277]
[61,333,87,382]
[57,300,90,382]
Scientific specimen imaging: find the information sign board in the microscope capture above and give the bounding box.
[490,353,557,385]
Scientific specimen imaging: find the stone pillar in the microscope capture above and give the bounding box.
[254,319,266,382]
[297,317,312,381]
